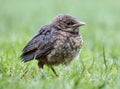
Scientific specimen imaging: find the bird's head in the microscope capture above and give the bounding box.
[52,14,86,31]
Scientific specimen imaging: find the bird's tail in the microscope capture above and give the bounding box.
[20,51,36,62]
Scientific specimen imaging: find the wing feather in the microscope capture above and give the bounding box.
[20,25,54,62]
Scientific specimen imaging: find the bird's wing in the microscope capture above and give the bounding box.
[21,25,54,62]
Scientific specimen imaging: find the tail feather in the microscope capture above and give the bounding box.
[20,46,54,62]
[20,51,36,62]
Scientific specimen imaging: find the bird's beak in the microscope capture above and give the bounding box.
[79,21,86,26]
[73,21,86,27]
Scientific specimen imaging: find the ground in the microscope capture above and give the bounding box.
[0,0,120,89]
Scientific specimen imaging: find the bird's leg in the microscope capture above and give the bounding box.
[38,61,48,77]
[51,66,58,77]
[40,68,48,78]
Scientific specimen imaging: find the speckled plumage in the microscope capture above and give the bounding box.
[21,14,85,76]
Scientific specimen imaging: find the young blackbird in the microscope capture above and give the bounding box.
[20,14,85,76]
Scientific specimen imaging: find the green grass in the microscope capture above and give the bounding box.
[0,0,120,89]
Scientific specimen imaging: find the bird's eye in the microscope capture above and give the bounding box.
[66,22,73,26]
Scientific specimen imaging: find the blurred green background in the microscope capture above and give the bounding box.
[0,0,120,89]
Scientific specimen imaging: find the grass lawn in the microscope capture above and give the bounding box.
[0,0,120,89]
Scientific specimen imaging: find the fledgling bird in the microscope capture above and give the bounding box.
[20,14,85,76]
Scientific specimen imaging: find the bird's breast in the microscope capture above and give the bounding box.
[46,31,83,65]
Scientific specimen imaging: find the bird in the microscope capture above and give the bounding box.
[20,14,85,76]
